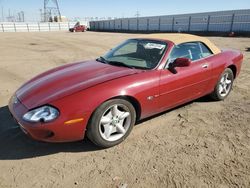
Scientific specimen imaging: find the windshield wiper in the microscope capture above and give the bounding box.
[97,57,134,69]
[96,56,109,64]
[108,61,135,69]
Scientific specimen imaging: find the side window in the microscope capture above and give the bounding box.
[168,44,193,62]
[187,43,203,61]
[199,42,213,58]
[168,42,213,64]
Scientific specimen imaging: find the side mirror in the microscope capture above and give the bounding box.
[168,58,191,74]
[173,58,191,67]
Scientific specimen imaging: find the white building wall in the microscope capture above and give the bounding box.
[0,22,77,32]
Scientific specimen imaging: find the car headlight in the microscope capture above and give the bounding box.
[23,106,59,123]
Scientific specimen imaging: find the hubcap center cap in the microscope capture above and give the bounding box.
[112,118,119,125]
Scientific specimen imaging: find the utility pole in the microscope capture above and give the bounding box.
[7,8,12,22]
[39,9,43,22]
[54,0,61,21]
[44,0,62,22]
[1,6,4,22]
[17,12,20,22]
[19,11,24,22]
[135,10,140,18]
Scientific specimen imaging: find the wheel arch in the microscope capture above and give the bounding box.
[227,64,237,78]
[110,95,142,121]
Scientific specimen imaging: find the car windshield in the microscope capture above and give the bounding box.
[99,39,168,70]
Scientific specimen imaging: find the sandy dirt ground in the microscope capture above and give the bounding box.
[0,31,250,188]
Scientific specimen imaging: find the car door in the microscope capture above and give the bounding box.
[158,42,212,111]
[75,26,80,32]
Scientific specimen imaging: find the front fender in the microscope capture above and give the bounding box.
[50,70,161,132]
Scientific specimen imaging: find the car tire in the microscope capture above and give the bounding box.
[210,68,234,101]
[86,99,136,148]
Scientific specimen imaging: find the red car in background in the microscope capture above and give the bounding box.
[69,22,87,32]
[9,34,243,148]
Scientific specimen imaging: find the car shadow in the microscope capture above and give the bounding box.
[245,47,250,52]
[136,96,214,124]
[0,106,101,160]
[0,96,213,160]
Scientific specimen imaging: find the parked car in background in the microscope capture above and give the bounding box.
[9,34,243,148]
[69,21,87,32]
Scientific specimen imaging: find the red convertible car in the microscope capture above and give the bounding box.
[69,22,87,32]
[9,34,243,148]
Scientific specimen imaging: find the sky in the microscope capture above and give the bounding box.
[0,0,250,22]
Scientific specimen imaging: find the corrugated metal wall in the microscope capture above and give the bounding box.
[90,9,250,33]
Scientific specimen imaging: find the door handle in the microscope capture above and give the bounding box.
[202,64,209,68]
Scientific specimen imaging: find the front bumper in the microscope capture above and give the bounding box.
[8,95,88,143]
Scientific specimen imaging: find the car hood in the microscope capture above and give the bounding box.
[16,60,140,109]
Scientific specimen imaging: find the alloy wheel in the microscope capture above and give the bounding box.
[99,104,131,142]
[218,72,232,97]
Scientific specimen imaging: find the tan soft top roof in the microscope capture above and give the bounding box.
[142,33,221,54]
